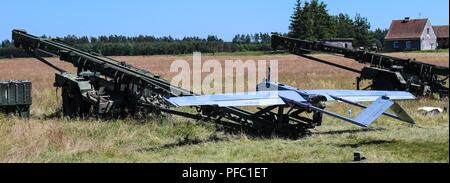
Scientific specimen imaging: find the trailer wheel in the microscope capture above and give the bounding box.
[62,85,91,118]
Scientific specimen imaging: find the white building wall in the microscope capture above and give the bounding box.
[420,20,437,50]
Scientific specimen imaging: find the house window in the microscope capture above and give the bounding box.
[406,41,412,49]
[393,41,400,49]
[427,28,430,34]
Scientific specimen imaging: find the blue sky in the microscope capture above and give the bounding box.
[1,0,448,41]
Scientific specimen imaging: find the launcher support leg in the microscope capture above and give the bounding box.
[356,77,361,90]
[277,106,285,129]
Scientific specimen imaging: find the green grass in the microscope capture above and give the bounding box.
[0,113,447,163]
[0,94,448,162]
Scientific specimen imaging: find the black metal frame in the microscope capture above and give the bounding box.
[13,30,325,136]
[271,34,449,98]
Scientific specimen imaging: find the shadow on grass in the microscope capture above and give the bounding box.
[313,128,386,136]
[338,140,395,148]
[38,109,172,123]
[137,134,229,152]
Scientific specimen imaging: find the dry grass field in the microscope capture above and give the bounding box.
[0,52,448,163]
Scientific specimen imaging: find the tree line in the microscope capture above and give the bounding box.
[0,34,272,58]
[289,0,388,48]
[231,33,272,44]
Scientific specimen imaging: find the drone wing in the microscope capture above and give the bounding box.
[167,90,306,107]
[167,89,415,127]
[302,90,415,102]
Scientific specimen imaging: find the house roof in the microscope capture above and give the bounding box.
[385,18,428,40]
[433,25,449,38]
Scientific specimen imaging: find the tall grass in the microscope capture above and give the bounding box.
[0,54,448,163]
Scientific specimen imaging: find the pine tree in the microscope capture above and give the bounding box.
[232,34,240,43]
[261,33,271,44]
[240,34,246,44]
[333,13,355,38]
[289,0,334,40]
[1,40,10,48]
[353,14,373,48]
[254,33,260,43]
[244,35,251,44]
[288,0,303,38]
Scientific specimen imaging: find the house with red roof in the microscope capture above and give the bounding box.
[433,25,449,49]
[384,18,437,51]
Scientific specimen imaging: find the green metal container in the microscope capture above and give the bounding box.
[0,80,32,117]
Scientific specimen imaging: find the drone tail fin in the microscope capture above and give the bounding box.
[351,97,394,127]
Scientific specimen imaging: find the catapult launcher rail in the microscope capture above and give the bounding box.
[12,30,418,137]
[12,29,305,136]
[271,34,449,98]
